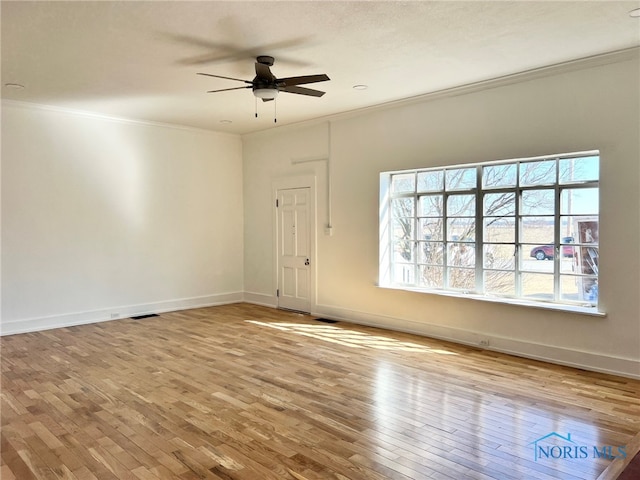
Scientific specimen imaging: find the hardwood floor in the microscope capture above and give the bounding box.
[2,303,639,480]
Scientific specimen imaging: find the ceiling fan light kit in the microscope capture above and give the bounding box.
[198,55,329,120]
[253,88,279,99]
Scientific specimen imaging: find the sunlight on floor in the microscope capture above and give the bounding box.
[246,320,458,354]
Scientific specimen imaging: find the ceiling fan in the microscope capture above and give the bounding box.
[198,55,330,103]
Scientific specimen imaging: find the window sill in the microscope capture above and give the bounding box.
[378,284,606,317]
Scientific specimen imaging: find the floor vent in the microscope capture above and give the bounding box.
[315,318,338,324]
[131,314,159,320]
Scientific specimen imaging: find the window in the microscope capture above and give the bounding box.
[379,152,600,310]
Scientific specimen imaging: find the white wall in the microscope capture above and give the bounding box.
[243,54,640,378]
[1,102,244,334]
[2,54,637,378]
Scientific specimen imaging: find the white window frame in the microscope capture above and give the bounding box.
[379,151,601,314]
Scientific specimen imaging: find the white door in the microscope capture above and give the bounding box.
[277,188,311,313]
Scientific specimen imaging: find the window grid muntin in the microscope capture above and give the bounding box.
[386,152,599,307]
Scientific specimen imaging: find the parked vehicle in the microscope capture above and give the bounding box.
[530,237,575,260]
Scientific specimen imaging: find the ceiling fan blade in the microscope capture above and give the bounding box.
[281,85,326,97]
[277,74,330,87]
[197,72,252,84]
[207,86,252,93]
[166,33,312,67]
[255,62,275,81]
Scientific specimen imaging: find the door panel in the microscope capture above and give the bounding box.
[277,188,311,313]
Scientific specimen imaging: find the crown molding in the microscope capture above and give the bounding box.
[245,46,640,138]
[1,99,240,138]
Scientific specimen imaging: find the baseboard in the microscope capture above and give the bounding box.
[0,292,244,336]
[312,303,640,380]
[242,292,278,308]
[5,296,637,379]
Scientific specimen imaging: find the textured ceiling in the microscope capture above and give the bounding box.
[2,1,639,135]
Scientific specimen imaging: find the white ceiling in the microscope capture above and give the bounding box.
[2,1,639,135]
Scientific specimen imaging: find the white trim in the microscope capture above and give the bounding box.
[0,292,243,336]
[382,149,600,175]
[378,285,605,317]
[1,99,239,138]
[311,303,640,380]
[4,296,636,378]
[244,47,640,137]
[4,48,637,139]
[380,154,601,311]
[339,48,639,121]
[243,292,277,308]
[272,175,318,313]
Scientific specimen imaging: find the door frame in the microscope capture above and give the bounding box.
[272,175,317,312]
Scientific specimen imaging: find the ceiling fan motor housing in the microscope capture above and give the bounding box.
[199,55,329,103]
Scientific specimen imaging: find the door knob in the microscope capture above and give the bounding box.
[305,258,310,266]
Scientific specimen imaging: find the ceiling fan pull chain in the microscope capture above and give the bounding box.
[199,56,329,121]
